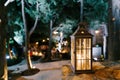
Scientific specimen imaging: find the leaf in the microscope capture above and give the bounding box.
[28,0,36,4]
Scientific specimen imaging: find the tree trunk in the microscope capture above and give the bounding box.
[0,1,8,80]
[80,0,83,22]
[47,20,53,61]
[108,0,120,61]
[21,0,40,69]
[21,0,32,69]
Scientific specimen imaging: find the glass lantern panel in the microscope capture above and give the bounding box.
[76,59,91,70]
[76,38,92,70]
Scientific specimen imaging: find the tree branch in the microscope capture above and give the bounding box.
[29,1,40,37]
[4,0,14,6]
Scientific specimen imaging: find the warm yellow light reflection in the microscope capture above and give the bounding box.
[53,31,58,34]
[38,52,43,56]
[32,51,43,56]
[42,39,45,42]
[0,19,1,23]
[77,60,91,70]
[95,30,99,34]
[76,38,91,70]
[35,42,39,45]
[47,38,49,40]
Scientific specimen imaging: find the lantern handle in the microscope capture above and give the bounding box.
[78,22,88,29]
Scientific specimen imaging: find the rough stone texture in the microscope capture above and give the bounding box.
[16,77,32,80]
[8,60,120,80]
[62,61,120,80]
[62,65,72,76]
[62,65,73,80]
[95,68,114,79]
[113,70,120,79]
[109,64,120,79]
[92,62,105,71]
[73,74,94,80]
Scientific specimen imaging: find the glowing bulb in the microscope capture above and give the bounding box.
[36,42,39,45]
[95,30,99,34]
[6,56,10,59]
[0,19,1,23]
[42,39,45,42]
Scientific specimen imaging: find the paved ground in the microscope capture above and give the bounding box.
[8,60,70,80]
[8,60,120,80]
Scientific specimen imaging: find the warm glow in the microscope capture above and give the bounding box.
[28,53,33,69]
[81,31,84,34]
[47,38,49,40]
[32,66,36,68]
[36,42,39,45]
[42,39,45,42]
[71,36,75,69]
[32,51,38,56]
[53,31,58,34]
[38,52,43,56]
[112,17,115,21]
[71,25,92,73]
[60,32,63,37]
[10,50,13,53]
[76,59,91,70]
[76,38,91,70]
[95,30,99,34]
[32,51,43,56]
[0,19,1,23]
[76,54,91,70]
[63,41,68,46]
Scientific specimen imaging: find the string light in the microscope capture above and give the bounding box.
[0,19,1,23]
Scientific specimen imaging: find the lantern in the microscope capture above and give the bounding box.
[71,23,93,73]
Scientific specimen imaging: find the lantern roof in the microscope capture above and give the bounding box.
[71,22,93,37]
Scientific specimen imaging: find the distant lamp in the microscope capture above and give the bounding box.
[36,42,39,45]
[95,30,99,34]
[47,38,49,41]
[112,17,115,21]
[71,22,93,73]
[53,31,58,35]
[0,19,1,23]
[42,39,45,42]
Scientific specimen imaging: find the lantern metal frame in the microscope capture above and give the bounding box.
[71,26,93,74]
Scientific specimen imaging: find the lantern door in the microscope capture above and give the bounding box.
[75,38,92,72]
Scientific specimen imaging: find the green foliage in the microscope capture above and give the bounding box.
[36,0,61,23]
[24,0,37,19]
[7,2,23,38]
[6,0,109,40]
[25,0,79,37]
[84,0,108,23]
[8,9,22,28]
[27,0,36,4]
[57,19,78,37]
[25,0,75,23]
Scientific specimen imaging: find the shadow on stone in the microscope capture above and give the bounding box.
[8,70,21,80]
[21,68,40,76]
